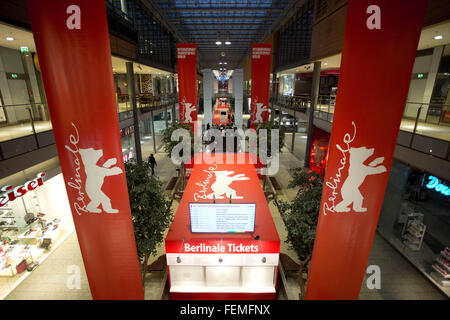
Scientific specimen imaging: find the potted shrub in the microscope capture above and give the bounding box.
[125,161,173,288]
[276,168,323,299]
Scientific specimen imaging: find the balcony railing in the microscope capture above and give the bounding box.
[0,94,178,160]
[270,94,450,161]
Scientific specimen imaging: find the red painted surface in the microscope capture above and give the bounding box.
[166,153,279,254]
[177,44,198,124]
[26,0,144,299]
[250,44,272,127]
[309,126,331,176]
[166,153,280,299]
[305,0,428,300]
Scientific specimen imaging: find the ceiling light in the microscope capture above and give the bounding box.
[216,41,222,45]
[324,63,328,66]
[224,62,227,65]
[225,31,231,45]
[434,35,443,40]
[219,62,222,64]
[6,37,14,41]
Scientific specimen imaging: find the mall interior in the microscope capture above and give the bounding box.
[0,0,449,300]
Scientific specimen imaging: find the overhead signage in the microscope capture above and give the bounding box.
[177,44,198,125]
[250,44,272,127]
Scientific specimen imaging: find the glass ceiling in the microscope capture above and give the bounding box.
[154,0,293,70]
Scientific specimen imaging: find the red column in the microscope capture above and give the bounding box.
[177,44,198,125]
[305,0,428,300]
[250,44,272,127]
[27,0,144,299]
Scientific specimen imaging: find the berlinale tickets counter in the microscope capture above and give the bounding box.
[165,153,280,299]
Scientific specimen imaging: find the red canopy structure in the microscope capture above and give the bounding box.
[165,153,280,300]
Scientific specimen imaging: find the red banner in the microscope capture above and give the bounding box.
[305,0,428,300]
[27,0,144,299]
[250,44,272,126]
[177,44,198,124]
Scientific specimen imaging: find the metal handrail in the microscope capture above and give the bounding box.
[270,94,450,160]
[0,98,178,160]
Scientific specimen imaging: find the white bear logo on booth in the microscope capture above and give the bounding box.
[206,171,250,200]
[334,147,386,213]
[78,148,123,214]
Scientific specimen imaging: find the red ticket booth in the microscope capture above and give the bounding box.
[165,153,280,299]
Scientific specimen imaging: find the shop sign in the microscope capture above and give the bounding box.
[0,172,46,207]
[426,176,450,196]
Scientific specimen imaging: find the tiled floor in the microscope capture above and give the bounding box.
[3,136,448,300]
[0,121,52,142]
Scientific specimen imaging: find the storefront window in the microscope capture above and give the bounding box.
[121,126,136,163]
[282,74,294,96]
[378,161,450,294]
[0,160,76,296]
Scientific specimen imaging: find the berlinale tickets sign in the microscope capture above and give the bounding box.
[305,0,428,300]
[27,0,144,299]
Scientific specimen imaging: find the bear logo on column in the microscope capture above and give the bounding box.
[255,103,268,123]
[334,147,386,213]
[183,102,197,123]
[78,148,123,214]
[206,171,250,200]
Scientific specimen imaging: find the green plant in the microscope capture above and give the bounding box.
[161,120,194,159]
[125,161,173,287]
[276,168,323,299]
[254,121,285,157]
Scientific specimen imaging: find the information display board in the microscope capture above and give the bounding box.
[189,203,256,233]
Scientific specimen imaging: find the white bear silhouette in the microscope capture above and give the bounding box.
[206,171,250,200]
[78,148,123,214]
[334,147,386,213]
[184,103,197,123]
[254,103,268,123]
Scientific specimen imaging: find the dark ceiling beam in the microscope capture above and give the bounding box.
[159,7,284,12]
[172,22,273,26]
[140,0,186,43]
[180,31,258,34]
[166,16,277,20]
[195,39,255,42]
[238,0,307,67]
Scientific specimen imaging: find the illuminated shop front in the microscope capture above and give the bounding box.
[378,161,450,297]
[0,159,75,299]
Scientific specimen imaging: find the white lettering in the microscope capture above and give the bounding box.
[66,5,81,30]
[366,5,381,30]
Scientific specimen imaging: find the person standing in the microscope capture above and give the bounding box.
[148,153,157,176]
